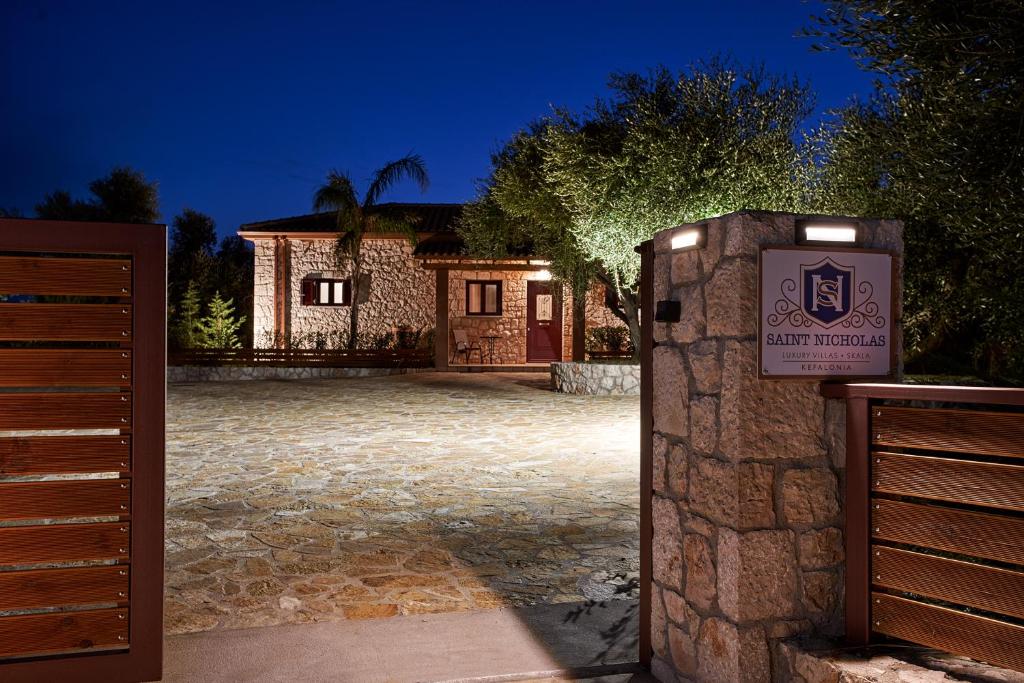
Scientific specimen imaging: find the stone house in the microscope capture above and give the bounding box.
[238,203,623,367]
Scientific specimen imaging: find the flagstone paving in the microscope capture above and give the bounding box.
[165,372,640,634]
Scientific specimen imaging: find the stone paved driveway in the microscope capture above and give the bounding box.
[165,373,639,634]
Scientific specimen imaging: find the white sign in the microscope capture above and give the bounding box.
[759,247,895,379]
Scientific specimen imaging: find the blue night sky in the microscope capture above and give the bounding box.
[1,1,872,240]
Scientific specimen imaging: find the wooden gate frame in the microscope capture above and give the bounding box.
[0,219,165,683]
[637,240,654,669]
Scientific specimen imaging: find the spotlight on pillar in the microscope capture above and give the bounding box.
[670,224,708,251]
[796,219,860,246]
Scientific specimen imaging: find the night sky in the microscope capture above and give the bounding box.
[1,1,872,240]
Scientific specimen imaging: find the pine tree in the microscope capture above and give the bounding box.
[171,282,203,349]
[197,292,245,349]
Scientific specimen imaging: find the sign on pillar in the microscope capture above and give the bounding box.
[758,246,896,379]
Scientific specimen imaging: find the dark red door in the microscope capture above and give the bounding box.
[526,280,562,362]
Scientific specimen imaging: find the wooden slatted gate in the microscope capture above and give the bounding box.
[823,384,1024,674]
[0,219,165,683]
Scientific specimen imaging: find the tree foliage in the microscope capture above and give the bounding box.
[197,292,245,349]
[170,282,203,350]
[167,211,254,349]
[35,167,159,224]
[312,155,429,349]
[804,0,1024,381]
[461,62,811,352]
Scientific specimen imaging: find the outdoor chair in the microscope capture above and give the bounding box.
[451,329,483,364]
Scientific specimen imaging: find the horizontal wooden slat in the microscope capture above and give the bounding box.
[0,435,130,476]
[0,303,131,341]
[873,499,1024,566]
[874,451,1024,512]
[873,592,1024,673]
[0,565,128,611]
[0,479,129,521]
[0,392,130,430]
[874,406,1024,458]
[0,255,131,297]
[873,545,1024,620]
[0,349,131,387]
[0,607,129,659]
[0,522,129,566]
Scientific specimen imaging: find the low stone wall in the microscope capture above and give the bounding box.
[550,361,640,395]
[168,365,434,383]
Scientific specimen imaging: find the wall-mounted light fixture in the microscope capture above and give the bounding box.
[654,300,681,323]
[535,269,552,281]
[795,219,860,246]
[670,224,708,251]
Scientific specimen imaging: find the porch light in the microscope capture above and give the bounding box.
[535,269,552,281]
[670,224,707,251]
[796,220,860,245]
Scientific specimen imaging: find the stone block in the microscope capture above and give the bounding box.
[667,442,689,498]
[738,625,771,683]
[653,495,684,591]
[652,584,669,658]
[722,212,794,257]
[654,434,668,495]
[701,220,724,274]
[683,533,716,612]
[689,396,719,455]
[798,527,844,570]
[705,259,757,338]
[663,588,700,634]
[782,469,840,527]
[671,249,702,286]
[738,462,775,529]
[717,529,798,623]
[825,399,846,469]
[688,457,737,527]
[653,346,689,438]
[719,341,826,462]
[655,252,673,300]
[802,570,841,616]
[672,284,706,344]
[669,625,698,676]
[696,617,739,683]
[688,340,721,394]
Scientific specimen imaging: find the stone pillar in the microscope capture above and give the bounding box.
[647,211,902,683]
[435,268,449,370]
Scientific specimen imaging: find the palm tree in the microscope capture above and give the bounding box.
[313,155,429,349]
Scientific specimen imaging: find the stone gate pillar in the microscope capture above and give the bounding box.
[647,211,902,682]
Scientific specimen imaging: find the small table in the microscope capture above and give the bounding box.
[480,335,500,364]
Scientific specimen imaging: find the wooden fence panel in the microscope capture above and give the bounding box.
[0,608,130,659]
[0,565,129,611]
[0,349,131,387]
[873,451,1024,512]
[0,479,130,521]
[0,435,130,476]
[0,255,131,297]
[0,522,130,565]
[0,303,132,341]
[873,405,1024,458]
[873,545,1024,620]
[0,392,131,430]
[872,498,1024,566]
[873,593,1024,673]
[0,218,164,683]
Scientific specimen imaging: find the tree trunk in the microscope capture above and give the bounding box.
[594,267,642,361]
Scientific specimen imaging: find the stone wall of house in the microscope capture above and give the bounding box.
[647,211,903,683]
[448,269,563,364]
[250,237,436,348]
[252,239,276,346]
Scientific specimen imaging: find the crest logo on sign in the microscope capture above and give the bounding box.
[801,258,853,328]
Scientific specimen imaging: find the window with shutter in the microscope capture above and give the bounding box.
[301,278,350,306]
